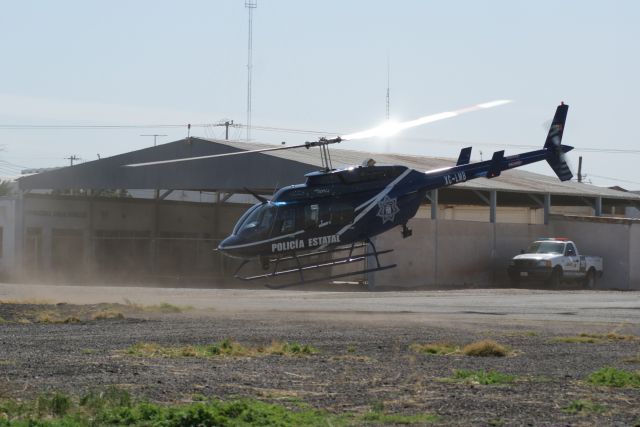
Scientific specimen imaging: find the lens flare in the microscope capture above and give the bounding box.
[341,99,512,141]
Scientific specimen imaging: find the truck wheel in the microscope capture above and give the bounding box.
[583,269,596,289]
[547,267,562,288]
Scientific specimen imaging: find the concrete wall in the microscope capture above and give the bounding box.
[3,195,638,289]
[415,204,594,224]
[0,198,18,275]
[369,217,639,290]
[370,220,548,289]
[631,224,640,289]
[551,218,640,290]
[0,195,250,282]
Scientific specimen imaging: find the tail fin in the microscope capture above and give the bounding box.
[456,147,472,165]
[544,103,573,182]
[487,150,505,178]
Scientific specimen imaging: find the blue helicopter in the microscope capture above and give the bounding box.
[130,102,572,287]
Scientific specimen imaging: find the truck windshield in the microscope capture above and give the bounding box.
[525,242,565,254]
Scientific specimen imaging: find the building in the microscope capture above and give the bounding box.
[1,137,638,288]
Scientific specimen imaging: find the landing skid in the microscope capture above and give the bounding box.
[233,239,396,289]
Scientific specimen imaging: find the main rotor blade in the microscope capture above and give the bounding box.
[125,142,312,167]
[341,99,512,141]
[124,99,510,168]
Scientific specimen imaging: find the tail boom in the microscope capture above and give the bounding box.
[418,103,574,190]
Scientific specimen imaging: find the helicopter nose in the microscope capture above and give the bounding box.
[217,236,234,252]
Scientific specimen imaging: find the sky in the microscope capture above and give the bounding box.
[0,1,638,188]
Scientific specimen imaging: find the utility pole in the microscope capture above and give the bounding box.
[224,120,233,140]
[210,120,235,140]
[214,120,233,141]
[65,155,80,166]
[577,156,583,183]
[245,0,257,142]
[140,134,168,147]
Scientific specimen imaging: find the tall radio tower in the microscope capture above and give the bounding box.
[245,0,257,142]
[386,54,390,121]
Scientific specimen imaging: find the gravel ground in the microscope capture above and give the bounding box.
[0,296,639,427]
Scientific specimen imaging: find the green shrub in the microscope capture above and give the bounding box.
[562,399,605,414]
[453,369,515,385]
[37,392,71,416]
[80,386,132,412]
[587,367,640,388]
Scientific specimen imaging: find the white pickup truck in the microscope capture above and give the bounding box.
[508,238,603,288]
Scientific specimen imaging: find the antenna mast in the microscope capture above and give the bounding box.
[245,0,257,142]
[386,53,390,121]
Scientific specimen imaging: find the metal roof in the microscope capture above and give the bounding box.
[212,139,640,201]
[17,137,640,203]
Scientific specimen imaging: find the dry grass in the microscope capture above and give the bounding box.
[550,336,604,344]
[1,301,133,323]
[550,332,638,344]
[330,354,372,362]
[410,342,459,355]
[593,332,637,341]
[623,354,640,364]
[91,309,124,320]
[121,299,191,314]
[34,311,82,324]
[0,298,54,305]
[410,339,512,357]
[125,339,318,359]
[503,330,538,337]
[144,303,190,313]
[461,340,510,357]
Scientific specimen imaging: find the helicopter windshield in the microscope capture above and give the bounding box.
[233,203,276,237]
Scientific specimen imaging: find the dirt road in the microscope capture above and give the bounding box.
[1,284,639,425]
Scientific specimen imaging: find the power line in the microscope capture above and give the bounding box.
[0,124,202,130]
[1,121,639,155]
[233,123,339,136]
[0,159,28,170]
[140,134,168,147]
[586,174,640,186]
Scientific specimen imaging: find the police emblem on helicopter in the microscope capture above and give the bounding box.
[377,196,400,223]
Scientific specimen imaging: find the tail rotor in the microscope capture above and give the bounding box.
[544,103,574,182]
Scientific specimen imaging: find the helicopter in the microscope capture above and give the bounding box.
[128,101,572,288]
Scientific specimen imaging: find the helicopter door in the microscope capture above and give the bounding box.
[330,203,354,226]
[278,207,297,234]
[305,203,334,229]
[305,204,320,229]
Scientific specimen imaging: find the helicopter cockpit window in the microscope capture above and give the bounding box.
[236,203,276,236]
[305,204,320,228]
[279,207,296,234]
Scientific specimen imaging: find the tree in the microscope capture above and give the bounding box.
[0,180,15,196]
